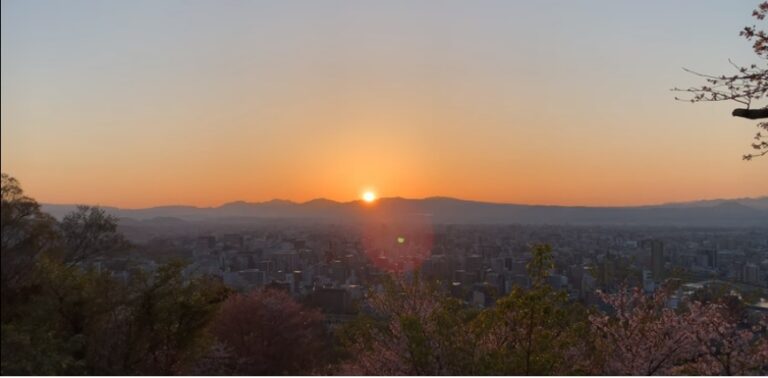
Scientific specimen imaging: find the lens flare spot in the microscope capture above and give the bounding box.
[361,217,434,273]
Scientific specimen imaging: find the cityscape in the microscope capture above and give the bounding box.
[2,0,768,376]
[45,200,768,312]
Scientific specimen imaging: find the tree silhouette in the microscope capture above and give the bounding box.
[674,2,768,160]
[58,206,129,266]
[0,173,230,375]
[1,173,57,313]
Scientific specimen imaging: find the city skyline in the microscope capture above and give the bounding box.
[2,1,767,376]
[2,0,767,208]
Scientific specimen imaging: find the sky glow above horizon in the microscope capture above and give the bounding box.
[2,0,767,208]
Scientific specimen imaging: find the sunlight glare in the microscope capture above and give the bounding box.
[362,191,377,203]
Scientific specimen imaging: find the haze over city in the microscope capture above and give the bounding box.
[2,0,767,208]
[3,1,768,377]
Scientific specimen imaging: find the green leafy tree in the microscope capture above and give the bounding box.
[58,205,129,266]
[471,244,593,375]
[103,261,231,375]
[339,275,478,375]
[1,173,57,320]
[2,259,230,375]
[1,258,121,374]
[1,173,230,375]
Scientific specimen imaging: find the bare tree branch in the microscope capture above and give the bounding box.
[732,108,768,119]
[674,2,768,159]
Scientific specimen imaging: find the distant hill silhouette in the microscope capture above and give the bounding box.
[41,196,768,227]
[652,197,768,210]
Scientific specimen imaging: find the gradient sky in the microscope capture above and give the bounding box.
[2,0,767,208]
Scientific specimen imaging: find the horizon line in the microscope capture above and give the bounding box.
[39,194,768,211]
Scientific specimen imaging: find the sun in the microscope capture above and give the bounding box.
[362,191,377,203]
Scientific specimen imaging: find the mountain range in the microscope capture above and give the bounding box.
[41,196,768,227]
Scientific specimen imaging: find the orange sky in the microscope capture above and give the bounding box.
[2,1,766,208]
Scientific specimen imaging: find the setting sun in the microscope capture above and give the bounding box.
[362,191,377,203]
[2,1,768,376]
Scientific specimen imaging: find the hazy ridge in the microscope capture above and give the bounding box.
[41,196,768,227]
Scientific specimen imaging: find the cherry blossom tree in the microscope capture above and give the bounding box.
[589,287,709,375]
[206,288,328,375]
[674,2,768,160]
[338,276,477,375]
[686,302,768,375]
[337,246,767,376]
[339,245,591,376]
[590,286,768,375]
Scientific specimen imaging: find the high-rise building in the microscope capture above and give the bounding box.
[699,249,719,269]
[465,254,483,273]
[221,233,244,248]
[642,239,665,281]
[701,249,718,269]
[197,235,216,249]
[743,263,760,285]
[642,270,655,293]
